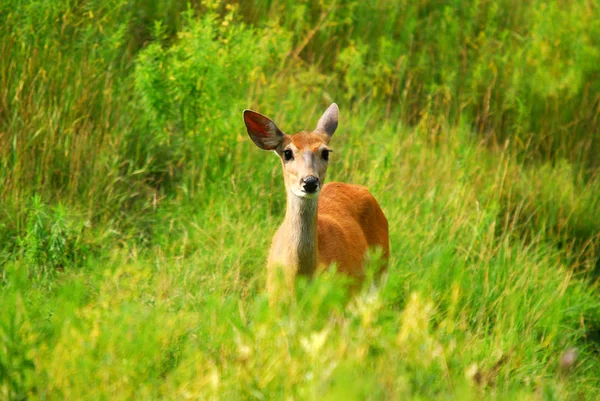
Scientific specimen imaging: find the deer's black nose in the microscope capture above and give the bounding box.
[302,176,320,193]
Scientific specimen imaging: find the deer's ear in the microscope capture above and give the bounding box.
[314,103,338,139]
[243,110,284,150]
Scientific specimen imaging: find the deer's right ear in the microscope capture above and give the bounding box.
[243,110,284,150]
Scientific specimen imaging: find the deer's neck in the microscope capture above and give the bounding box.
[282,193,319,276]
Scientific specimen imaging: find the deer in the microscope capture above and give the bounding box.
[243,103,390,300]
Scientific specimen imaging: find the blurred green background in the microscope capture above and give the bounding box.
[1,0,599,399]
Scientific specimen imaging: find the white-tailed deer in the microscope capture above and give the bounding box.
[243,103,389,298]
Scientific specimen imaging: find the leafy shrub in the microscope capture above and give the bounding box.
[133,6,290,190]
[18,196,88,275]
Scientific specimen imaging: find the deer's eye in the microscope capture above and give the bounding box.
[283,149,294,161]
[322,149,331,161]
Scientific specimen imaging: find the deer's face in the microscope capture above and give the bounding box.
[243,104,339,199]
[276,133,332,198]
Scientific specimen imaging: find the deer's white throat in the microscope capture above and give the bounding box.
[283,191,319,276]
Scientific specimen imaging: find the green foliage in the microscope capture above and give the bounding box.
[0,0,599,399]
[241,0,600,167]
[0,286,36,401]
[17,196,88,276]
[133,7,290,190]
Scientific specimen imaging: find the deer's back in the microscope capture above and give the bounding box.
[317,182,389,277]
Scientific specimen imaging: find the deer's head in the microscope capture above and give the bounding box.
[243,104,339,199]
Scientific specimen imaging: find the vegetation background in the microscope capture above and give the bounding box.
[1,0,599,399]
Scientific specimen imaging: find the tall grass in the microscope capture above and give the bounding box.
[1,0,599,399]
[239,0,600,167]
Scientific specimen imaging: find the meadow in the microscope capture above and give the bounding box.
[1,0,599,399]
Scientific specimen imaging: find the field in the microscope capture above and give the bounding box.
[1,1,600,399]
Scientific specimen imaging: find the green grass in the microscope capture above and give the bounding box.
[1,1,600,400]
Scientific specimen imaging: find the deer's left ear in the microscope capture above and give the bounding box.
[314,103,339,139]
[243,110,285,150]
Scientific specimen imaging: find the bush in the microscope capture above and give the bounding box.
[17,196,88,276]
[133,6,290,191]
